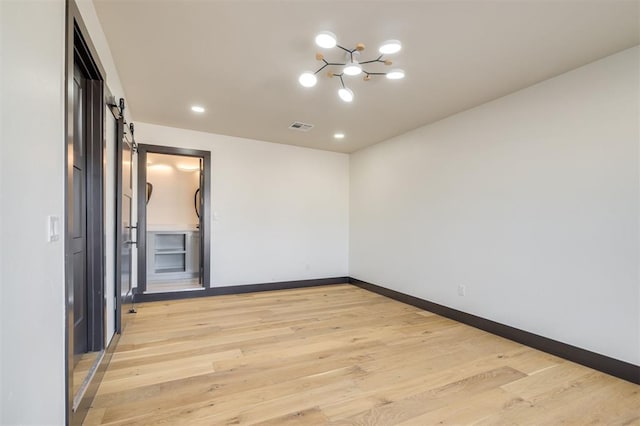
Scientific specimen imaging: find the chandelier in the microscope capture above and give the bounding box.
[298,31,405,103]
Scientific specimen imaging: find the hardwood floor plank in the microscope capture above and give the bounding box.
[255,407,329,425]
[81,407,106,426]
[85,284,640,425]
[393,387,519,425]
[475,371,636,425]
[332,367,527,425]
[500,360,593,400]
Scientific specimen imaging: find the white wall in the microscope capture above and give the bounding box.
[0,0,130,422]
[0,0,67,424]
[350,47,640,365]
[75,0,130,122]
[146,153,200,228]
[136,123,350,286]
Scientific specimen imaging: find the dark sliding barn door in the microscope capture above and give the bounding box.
[122,126,134,300]
[113,98,136,333]
[69,55,104,361]
[71,63,89,357]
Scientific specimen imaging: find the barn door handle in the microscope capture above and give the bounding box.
[125,225,138,246]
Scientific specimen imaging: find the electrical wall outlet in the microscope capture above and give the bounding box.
[457,285,466,296]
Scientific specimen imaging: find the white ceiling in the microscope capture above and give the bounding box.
[94,0,639,153]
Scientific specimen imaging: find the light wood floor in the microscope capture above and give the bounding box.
[74,351,100,397]
[84,284,639,425]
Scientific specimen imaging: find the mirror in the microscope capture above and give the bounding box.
[146,182,153,204]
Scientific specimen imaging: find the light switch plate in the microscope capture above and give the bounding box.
[48,215,60,242]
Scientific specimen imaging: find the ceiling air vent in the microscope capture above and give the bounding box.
[288,121,314,132]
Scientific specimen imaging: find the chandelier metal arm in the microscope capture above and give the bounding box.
[314,59,347,75]
[338,74,346,89]
[323,59,347,67]
[314,62,329,75]
[360,54,385,65]
[336,45,363,64]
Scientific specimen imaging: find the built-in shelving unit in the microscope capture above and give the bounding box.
[147,230,200,282]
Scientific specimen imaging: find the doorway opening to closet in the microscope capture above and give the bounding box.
[137,145,211,294]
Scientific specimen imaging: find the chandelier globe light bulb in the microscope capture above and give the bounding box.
[298,72,318,87]
[315,31,337,49]
[338,88,354,102]
[379,40,402,54]
[343,62,362,76]
[386,69,405,80]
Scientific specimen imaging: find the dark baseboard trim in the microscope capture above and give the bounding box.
[134,277,350,303]
[350,278,640,385]
[70,331,122,425]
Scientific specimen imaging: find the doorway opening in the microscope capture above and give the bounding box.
[137,145,211,294]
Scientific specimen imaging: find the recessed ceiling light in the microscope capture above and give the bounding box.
[191,105,205,113]
[379,40,402,55]
[334,133,345,139]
